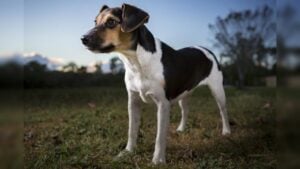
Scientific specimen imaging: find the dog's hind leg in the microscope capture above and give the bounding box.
[176,97,189,132]
[208,75,231,135]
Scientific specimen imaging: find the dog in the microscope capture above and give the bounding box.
[81,3,231,164]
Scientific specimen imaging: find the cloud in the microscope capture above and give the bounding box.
[0,52,65,71]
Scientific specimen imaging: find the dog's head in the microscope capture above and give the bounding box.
[81,4,149,53]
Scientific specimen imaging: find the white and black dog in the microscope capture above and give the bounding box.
[82,4,231,164]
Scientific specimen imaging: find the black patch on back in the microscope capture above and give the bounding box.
[161,43,213,100]
[131,26,156,53]
[200,46,221,70]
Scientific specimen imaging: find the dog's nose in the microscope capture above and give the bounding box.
[81,36,89,45]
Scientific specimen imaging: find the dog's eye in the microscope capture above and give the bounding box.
[105,19,118,28]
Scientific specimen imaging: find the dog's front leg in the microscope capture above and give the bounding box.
[126,90,141,151]
[118,90,141,157]
[152,98,170,164]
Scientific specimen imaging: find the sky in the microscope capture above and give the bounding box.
[0,0,276,66]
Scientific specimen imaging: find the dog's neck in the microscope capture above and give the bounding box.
[134,25,156,53]
[118,26,156,57]
[117,26,159,72]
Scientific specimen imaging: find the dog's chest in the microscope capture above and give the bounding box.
[123,40,165,102]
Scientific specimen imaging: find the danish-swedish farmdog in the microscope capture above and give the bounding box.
[81,4,231,164]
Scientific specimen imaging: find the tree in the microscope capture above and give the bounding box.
[78,66,87,73]
[24,61,47,73]
[0,62,23,88]
[62,62,78,72]
[24,61,47,88]
[94,61,103,74]
[209,5,276,87]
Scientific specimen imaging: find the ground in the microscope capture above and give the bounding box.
[24,87,276,169]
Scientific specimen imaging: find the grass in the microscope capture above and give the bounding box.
[24,86,276,169]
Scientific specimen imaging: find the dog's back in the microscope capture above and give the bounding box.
[161,42,214,100]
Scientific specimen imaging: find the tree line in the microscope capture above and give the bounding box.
[0,57,125,89]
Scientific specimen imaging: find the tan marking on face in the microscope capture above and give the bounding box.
[117,29,134,51]
[101,25,134,51]
[101,25,121,46]
[95,10,120,25]
[94,9,135,54]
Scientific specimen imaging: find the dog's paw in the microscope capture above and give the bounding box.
[222,129,231,135]
[113,150,132,161]
[152,156,166,165]
[176,126,185,132]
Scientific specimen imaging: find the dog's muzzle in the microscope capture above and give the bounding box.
[81,35,115,53]
[81,36,90,46]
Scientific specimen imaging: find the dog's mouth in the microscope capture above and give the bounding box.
[99,44,115,52]
[88,44,115,53]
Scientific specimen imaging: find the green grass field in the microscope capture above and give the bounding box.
[24,87,276,169]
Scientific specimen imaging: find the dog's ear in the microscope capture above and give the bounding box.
[100,5,109,12]
[121,4,149,32]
